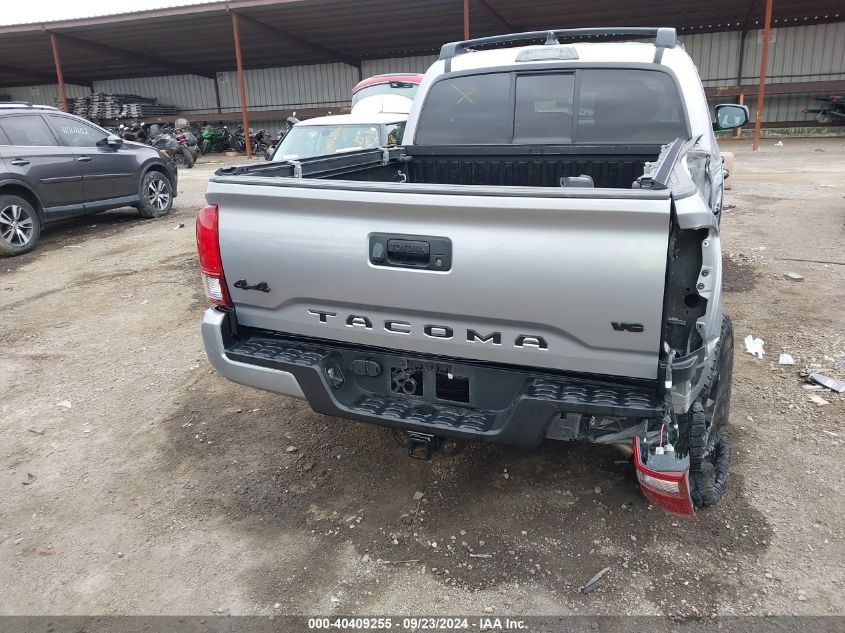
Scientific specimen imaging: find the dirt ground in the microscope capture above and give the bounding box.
[1,139,843,617]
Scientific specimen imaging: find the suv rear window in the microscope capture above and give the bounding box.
[0,115,58,146]
[351,81,420,107]
[414,68,686,145]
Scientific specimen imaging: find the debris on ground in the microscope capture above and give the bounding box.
[783,272,804,282]
[28,428,45,435]
[56,400,72,409]
[808,394,830,407]
[778,354,795,365]
[807,373,845,393]
[744,335,765,359]
[581,566,611,594]
[412,491,425,501]
[22,473,37,485]
[285,445,298,453]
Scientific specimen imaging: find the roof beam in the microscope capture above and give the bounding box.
[0,62,92,88]
[51,32,216,79]
[470,0,514,33]
[232,10,360,68]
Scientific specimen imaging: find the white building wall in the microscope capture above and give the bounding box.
[91,75,218,112]
[216,63,358,113]
[362,55,438,76]
[1,83,89,107]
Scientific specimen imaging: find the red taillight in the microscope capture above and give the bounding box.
[633,438,694,517]
[196,204,233,308]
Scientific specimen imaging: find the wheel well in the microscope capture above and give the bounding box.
[0,184,44,225]
[144,164,169,180]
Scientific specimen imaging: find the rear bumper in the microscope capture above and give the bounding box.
[202,308,662,447]
[202,308,305,399]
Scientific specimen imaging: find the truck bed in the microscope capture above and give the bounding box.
[217,144,661,190]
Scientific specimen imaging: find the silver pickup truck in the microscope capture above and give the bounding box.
[198,28,748,516]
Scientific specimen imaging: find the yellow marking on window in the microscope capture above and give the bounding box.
[453,85,478,105]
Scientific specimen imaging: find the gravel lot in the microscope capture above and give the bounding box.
[1,139,843,616]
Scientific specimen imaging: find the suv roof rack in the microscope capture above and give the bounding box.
[0,101,59,110]
[439,27,677,63]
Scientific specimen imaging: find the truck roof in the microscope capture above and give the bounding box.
[446,41,689,73]
[404,28,714,149]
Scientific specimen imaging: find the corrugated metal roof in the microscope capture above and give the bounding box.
[0,0,841,87]
[1,0,218,28]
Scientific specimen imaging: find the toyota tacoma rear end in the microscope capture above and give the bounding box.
[197,28,748,515]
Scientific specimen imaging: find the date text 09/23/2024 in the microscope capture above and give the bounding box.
[307,617,527,630]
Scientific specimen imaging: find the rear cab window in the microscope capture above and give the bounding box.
[415,73,512,144]
[414,68,687,145]
[514,73,575,143]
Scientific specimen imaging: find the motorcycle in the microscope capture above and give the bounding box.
[251,128,269,156]
[201,125,232,154]
[171,125,201,162]
[802,96,845,124]
[231,126,247,153]
[149,127,194,168]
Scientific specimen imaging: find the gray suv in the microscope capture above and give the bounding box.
[0,103,178,256]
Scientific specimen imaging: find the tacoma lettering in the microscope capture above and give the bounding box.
[308,310,545,349]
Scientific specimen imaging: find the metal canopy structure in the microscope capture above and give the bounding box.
[0,0,840,86]
[0,0,841,153]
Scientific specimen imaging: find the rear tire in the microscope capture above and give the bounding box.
[678,315,734,508]
[178,146,195,168]
[137,171,174,219]
[0,194,41,257]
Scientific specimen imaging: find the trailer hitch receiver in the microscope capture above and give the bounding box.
[407,431,436,459]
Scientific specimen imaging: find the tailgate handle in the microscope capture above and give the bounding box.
[387,239,430,267]
[369,233,452,271]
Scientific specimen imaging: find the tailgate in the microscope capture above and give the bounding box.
[208,179,671,380]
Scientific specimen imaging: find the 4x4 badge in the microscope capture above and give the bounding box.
[234,279,270,293]
[611,322,644,333]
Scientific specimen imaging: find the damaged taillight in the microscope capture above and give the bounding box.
[196,204,233,308]
[633,437,694,517]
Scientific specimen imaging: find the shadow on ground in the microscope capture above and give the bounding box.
[155,374,772,614]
